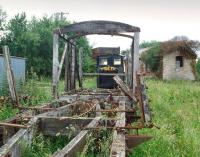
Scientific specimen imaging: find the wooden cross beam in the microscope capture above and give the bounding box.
[110,101,126,157]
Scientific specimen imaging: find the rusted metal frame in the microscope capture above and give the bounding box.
[18,106,56,111]
[22,115,117,121]
[93,109,134,113]
[0,117,38,157]
[0,100,78,157]
[135,74,145,126]
[59,95,129,103]
[125,135,152,153]
[110,101,126,157]
[138,75,152,127]
[0,100,68,147]
[39,117,92,136]
[0,123,28,129]
[67,33,134,40]
[52,103,101,157]
[82,126,143,130]
[3,46,19,106]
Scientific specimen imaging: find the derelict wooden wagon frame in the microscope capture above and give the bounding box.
[0,21,152,157]
[52,20,140,98]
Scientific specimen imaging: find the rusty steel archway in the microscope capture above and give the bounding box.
[52,20,140,98]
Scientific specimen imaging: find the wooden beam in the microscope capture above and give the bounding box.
[132,32,140,92]
[39,118,92,136]
[113,75,137,102]
[54,21,140,35]
[53,117,100,157]
[68,32,134,40]
[52,33,59,98]
[124,52,129,84]
[3,45,19,106]
[70,44,76,90]
[110,101,126,157]
[65,43,72,92]
[57,43,68,82]
[78,47,83,88]
[127,43,133,88]
[65,43,71,92]
[0,122,28,129]
[0,117,39,157]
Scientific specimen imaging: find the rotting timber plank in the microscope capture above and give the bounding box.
[53,117,101,157]
[0,100,79,157]
[0,117,38,157]
[113,76,137,102]
[110,101,126,157]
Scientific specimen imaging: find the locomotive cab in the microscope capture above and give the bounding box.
[92,47,124,89]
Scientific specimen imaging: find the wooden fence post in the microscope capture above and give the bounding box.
[132,32,140,92]
[3,45,19,106]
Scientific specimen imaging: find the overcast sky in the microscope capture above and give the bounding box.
[1,0,200,50]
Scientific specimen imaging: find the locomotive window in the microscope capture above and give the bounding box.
[99,58,108,65]
[114,58,121,65]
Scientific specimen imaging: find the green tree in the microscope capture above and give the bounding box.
[140,41,161,72]
[196,58,200,79]
[140,40,159,48]
[0,6,7,30]
[1,12,94,76]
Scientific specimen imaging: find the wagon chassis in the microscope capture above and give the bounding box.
[0,20,153,157]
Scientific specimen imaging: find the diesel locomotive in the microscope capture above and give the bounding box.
[92,47,124,89]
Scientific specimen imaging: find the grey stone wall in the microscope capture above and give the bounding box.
[163,51,195,80]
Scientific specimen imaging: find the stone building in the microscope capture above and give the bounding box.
[161,41,197,80]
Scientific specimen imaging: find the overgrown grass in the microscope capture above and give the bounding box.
[130,79,200,157]
[1,77,200,156]
[20,134,71,157]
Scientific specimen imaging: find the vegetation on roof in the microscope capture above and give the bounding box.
[140,37,200,77]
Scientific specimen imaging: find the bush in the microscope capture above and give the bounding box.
[196,58,200,80]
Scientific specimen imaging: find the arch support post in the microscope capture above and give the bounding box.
[52,33,59,99]
[65,43,71,92]
[78,47,83,88]
[132,32,140,93]
[70,44,76,90]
